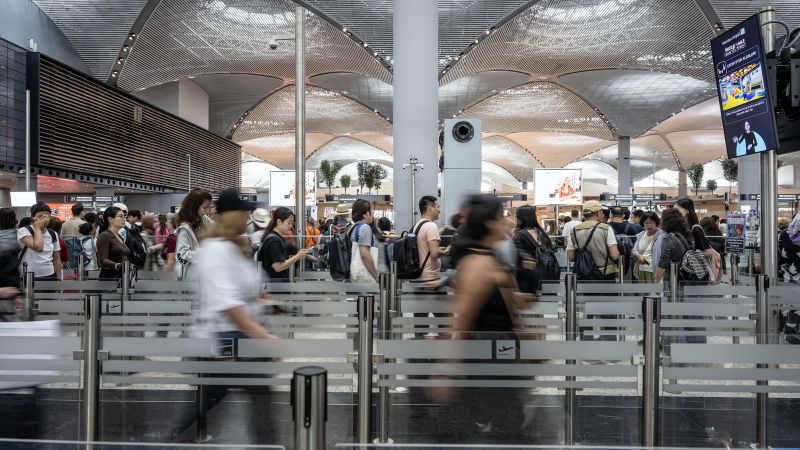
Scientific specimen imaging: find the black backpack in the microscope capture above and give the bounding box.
[328,224,356,281]
[125,226,147,269]
[571,224,607,281]
[389,220,430,280]
[18,226,58,264]
[673,232,710,282]
[615,222,636,275]
[513,229,560,292]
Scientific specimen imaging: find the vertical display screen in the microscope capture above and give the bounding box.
[710,14,779,158]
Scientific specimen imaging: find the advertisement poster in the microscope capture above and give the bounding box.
[725,213,746,254]
[269,171,317,207]
[710,15,779,158]
[533,169,582,205]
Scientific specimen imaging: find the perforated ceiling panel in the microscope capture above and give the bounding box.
[307,136,393,168]
[301,0,534,70]
[189,73,284,136]
[232,85,392,142]
[482,135,541,181]
[581,134,678,182]
[439,70,531,119]
[117,0,391,92]
[667,130,727,166]
[310,73,393,118]
[649,98,722,135]
[506,132,614,168]
[32,0,148,78]
[559,69,716,137]
[239,132,335,169]
[461,82,613,139]
[709,0,800,31]
[442,0,717,84]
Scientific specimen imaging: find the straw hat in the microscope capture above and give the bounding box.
[334,204,352,216]
[250,208,269,228]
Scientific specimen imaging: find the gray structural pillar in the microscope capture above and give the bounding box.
[393,0,438,231]
[677,169,688,198]
[294,6,306,252]
[617,136,631,194]
[738,150,762,211]
[760,6,778,283]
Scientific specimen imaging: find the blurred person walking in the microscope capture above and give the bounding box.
[140,215,165,271]
[0,209,20,321]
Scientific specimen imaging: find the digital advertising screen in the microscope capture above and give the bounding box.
[533,169,582,205]
[269,171,317,207]
[711,14,779,158]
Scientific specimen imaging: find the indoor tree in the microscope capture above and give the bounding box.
[340,175,351,194]
[687,163,705,196]
[706,179,718,195]
[357,161,371,193]
[319,160,342,194]
[721,158,738,197]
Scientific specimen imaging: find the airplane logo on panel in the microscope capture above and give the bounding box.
[495,340,517,360]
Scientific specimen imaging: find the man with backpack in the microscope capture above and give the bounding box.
[414,196,448,283]
[567,201,620,281]
[608,206,638,278]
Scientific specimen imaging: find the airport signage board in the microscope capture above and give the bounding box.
[711,14,779,158]
[269,171,316,207]
[496,194,528,202]
[65,195,120,203]
[533,169,582,205]
[324,195,391,203]
[725,213,747,254]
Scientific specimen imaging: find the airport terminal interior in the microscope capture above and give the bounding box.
[1,0,800,448]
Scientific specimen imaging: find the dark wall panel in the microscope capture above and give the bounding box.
[0,39,27,167]
[33,54,239,192]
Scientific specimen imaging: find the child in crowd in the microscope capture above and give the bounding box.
[78,222,97,271]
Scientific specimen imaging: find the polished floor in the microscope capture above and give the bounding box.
[1,388,799,448]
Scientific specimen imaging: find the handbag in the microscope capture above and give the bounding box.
[349,223,378,282]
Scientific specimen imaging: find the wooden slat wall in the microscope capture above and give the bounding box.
[36,56,240,192]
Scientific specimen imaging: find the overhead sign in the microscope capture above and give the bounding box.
[269,171,316,207]
[496,194,528,202]
[740,194,800,201]
[711,14,779,158]
[65,195,121,203]
[324,194,391,203]
[211,194,257,202]
[10,192,37,208]
[533,169,582,205]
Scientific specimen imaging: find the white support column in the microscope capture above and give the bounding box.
[617,136,631,194]
[678,169,688,198]
[393,0,438,231]
[738,154,761,210]
[295,6,306,252]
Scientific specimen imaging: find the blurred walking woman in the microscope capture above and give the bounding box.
[95,207,129,280]
[176,189,213,280]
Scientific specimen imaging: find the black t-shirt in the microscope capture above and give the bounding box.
[260,232,289,281]
[743,131,758,151]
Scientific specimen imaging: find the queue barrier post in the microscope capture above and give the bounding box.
[755,274,769,448]
[641,295,661,447]
[376,273,392,443]
[21,271,35,321]
[81,294,102,442]
[355,295,375,443]
[564,272,577,445]
[292,366,328,450]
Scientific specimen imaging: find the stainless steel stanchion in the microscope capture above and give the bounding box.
[82,294,101,442]
[641,295,661,447]
[669,263,679,303]
[356,295,375,443]
[195,380,211,443]
[376,274,392,443]
[20,271,35,321]
[121,261,132,306]
[292,366,327,450]
[755,274,769,448]
[389,261,399,316]
[78,254,85,281]
[289,263,297,283]
[729,254,738,286]
[564,272,577,445]
[618,255,625,285]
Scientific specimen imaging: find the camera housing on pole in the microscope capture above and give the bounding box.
[441,118,482,224]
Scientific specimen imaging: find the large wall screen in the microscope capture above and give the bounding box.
[710,14,779,159]
[31,54,240,192]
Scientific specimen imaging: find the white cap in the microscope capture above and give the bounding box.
[112,202,128,212]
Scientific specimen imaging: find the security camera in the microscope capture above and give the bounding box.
[269,41,279,50]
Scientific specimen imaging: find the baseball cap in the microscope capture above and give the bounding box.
[582,200,604,213]
[112,202,128,212]
[215,188,256,214]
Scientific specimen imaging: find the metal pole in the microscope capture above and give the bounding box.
[564,272,577,445]
[641,295,661,447]
[389,261,399,316]
[82,294,101,442]
[730,254,738,286]
[669,262,679,303]
[295,5,307,256]
[357,295,375,443]
[760,6,778,285]
[121,261,131,306]
[755,274,769,448]
[78,253,86,281]
[187,154,191,192]
[377,273,391,443]
[21,271,35,321]
[25,90,31,191]
[410,156,417,224]
[618,254,625,285]
[292,366,327,450]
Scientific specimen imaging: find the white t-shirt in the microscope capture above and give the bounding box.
[196,238,259,334]
[566,224,617,251]
[17,227,59,277]
[562,220,582,239]
[81,237,97,271]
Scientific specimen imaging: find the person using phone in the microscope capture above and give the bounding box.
[18,202,62,280]
[258,207,316,282]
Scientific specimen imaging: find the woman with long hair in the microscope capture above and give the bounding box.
[175,189,212,279]
[154,214,171,245]
[674,197,721,280]
[655,208,695,282]
[513,205,559,287]
[258,207,313,281]
[95,206,130,280]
